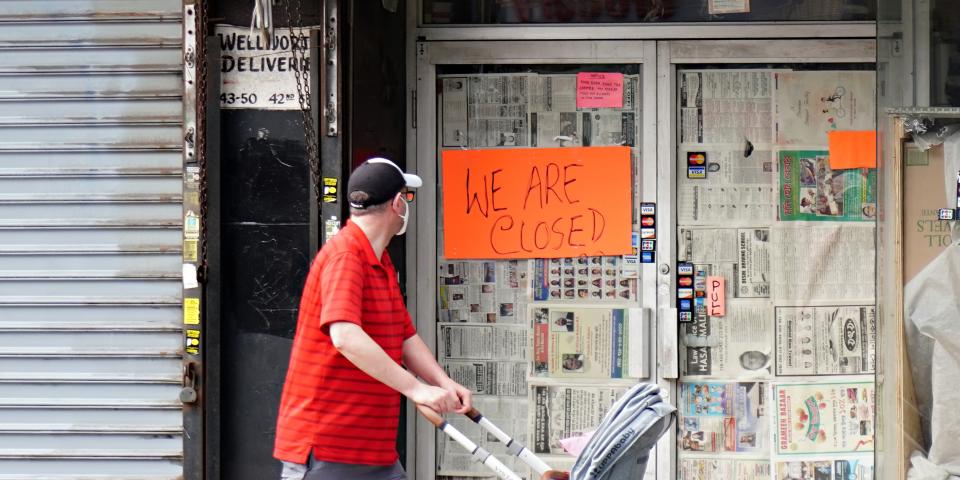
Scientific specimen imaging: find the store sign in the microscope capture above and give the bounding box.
[442,146,632,259]
[216,26,310,110]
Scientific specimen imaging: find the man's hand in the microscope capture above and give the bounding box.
[401,334,475,414]
[440,380,473,414]
[409,383,462,413]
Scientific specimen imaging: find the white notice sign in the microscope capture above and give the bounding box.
[216,25,310,110]
[708,0,750,14]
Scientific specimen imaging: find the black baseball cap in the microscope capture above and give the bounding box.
[347,157,422,209]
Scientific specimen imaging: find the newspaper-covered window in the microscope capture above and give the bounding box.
[675,68,877,479]
[435,66,643,479]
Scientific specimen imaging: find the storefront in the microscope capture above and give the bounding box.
[406,16,880,480]
[5,1,950,479]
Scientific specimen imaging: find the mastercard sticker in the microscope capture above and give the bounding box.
[687,151,706,166]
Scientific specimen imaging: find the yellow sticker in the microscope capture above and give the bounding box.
[323,177,338,186]
[183,239,198,262]
[184,298,200,325]
[184,328,201,355]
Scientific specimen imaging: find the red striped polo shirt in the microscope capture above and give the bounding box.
[274,220,416,466]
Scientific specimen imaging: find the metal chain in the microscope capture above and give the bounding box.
[283,0,322,209]
[196,0,210,284]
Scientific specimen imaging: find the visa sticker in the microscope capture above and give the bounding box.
[640,203,656,215]
[687,166,706,179]
[677,263,694,276]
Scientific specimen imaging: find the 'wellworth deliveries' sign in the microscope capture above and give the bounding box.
[442,146,632,259]
[216,26,310,110]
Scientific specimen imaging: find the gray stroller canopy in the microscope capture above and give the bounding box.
[571,383,676,480]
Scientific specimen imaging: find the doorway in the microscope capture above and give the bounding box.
[411,38,876,479]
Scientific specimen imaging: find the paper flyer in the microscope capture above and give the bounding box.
[775,306,877,376]
[778,150,877,222]
[679,382,769,453]
[775,382,875,455]
[774,455,874,480]
[531,305,637,379]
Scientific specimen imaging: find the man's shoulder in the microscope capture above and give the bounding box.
[316,242,365,267]
[318,227,366,259]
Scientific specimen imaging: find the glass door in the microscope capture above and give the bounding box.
[658,40,878,479]
[410,38,877,480]
[412,40,660,480]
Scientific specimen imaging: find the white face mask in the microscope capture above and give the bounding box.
[397,195,410,236]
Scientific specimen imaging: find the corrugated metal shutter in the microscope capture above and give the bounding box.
[0,1,184,478]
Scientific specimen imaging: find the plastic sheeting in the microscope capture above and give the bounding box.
[905,131,960,479]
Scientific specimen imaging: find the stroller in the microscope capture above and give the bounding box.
[418,383,675,480]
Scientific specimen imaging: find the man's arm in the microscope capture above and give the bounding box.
[329,322,461,413]
[402,333,473,414]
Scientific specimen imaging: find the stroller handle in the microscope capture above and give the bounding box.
[416,404,570,480]
[415,402,445,428]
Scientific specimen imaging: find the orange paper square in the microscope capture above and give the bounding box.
[828,130,876,169]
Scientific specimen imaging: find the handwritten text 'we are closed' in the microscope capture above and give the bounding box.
[442,146,632,259]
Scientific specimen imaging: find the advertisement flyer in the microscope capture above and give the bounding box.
[532,256,637,303]
[774,456,874,480]
[775,306,877,376]
[775,383,875,455]
[679,457,770,480]
[679,382,768,454]
[778,150,877,222]
[531,305,638,379]
[774,71,875,146]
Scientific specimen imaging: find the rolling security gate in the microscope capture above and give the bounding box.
[0,1,185,478]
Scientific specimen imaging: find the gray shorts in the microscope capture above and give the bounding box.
[281,460,407,480]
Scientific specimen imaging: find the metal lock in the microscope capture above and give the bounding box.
[180,362,199,404]
[180,386,198,404]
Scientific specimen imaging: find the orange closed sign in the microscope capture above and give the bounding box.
[442,146,633,259]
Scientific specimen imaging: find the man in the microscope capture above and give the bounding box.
[274,158,472,480]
